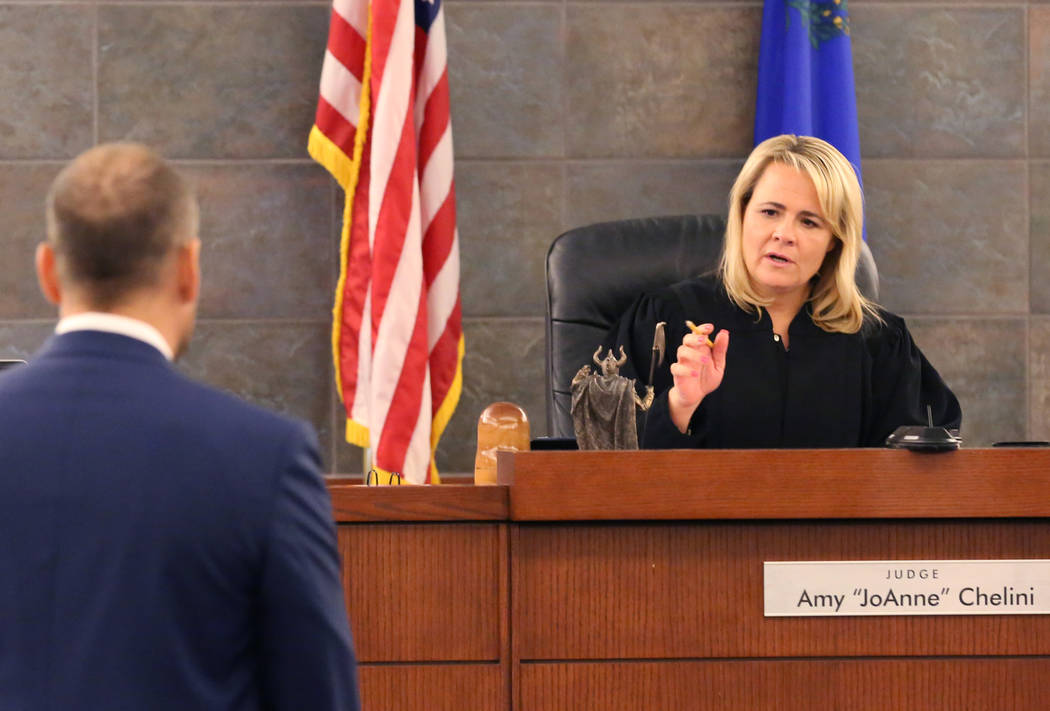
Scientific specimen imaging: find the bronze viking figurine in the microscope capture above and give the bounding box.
[570,346,654,450]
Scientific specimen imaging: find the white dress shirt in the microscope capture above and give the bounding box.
[55,312,174,362]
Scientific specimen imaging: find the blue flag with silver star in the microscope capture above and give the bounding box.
[755,0,861,185]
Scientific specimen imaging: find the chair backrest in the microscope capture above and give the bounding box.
[544,214,879,438]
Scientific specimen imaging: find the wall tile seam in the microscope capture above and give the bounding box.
[864,3,1031,7]
[863,159,1031,165]
[850,3,1028,8]
[462,316,545,323]
[444,1,569,6]
[3,1,1025,6]
[0,159,324,166]
[0,160,76,166]
[0,1,1030,9]
[459,308,1050,325]
[1024,3,1031,159]
[455,158,751,165]
[194,318,331,325]
[867,159,1050,163]
[551,154,1034,160]
[560,160,569,233]
[0,1,331,5]
[455,158,570,166]
[1031,304,1041,438]
[328,362,340,470]
[559,0,569,173]
[1024,1,1032,435]
[852,2,1033,7]
[92,2,99,146]
[555,153,756,161]
[89,1,331,6]
[170,159,324,166]
[560,158,749,167]
[454,153,569,161]
[865,156,1045,160]
[898,314,1034,320]
[8,157,1039,165]
[561,1,762,6]
[30,158,1006,167]
[558,0,570,239]
[552,156,1035,162]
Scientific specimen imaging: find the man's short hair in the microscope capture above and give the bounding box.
[45,143,198,308]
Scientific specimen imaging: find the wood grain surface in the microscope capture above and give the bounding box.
[518,659,1050,710]
[338,523,504,662]
[359,664,505,710]
[513,519,1050,659]
[331,451,1050,709]
[497,448,1050,520]
[329,484,508,522]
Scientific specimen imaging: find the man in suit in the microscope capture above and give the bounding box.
[0,143,361,710]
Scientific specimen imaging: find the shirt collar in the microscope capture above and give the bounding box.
[55,312,174,361]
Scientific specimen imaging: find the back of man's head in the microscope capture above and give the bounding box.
[45,143,198,309]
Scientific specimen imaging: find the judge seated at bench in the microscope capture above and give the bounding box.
[604,134,961,449]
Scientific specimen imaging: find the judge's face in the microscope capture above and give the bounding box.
[740,162,836,302]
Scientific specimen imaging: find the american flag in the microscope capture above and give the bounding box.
[309,0,463,484]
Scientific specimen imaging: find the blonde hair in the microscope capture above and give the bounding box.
[718,134,879,334]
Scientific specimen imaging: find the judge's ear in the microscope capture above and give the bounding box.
[35,242,61,306]
[175,238,201,306]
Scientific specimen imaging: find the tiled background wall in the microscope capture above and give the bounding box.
[0,1,1046,475]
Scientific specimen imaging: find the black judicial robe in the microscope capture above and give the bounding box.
[603,275,962,449]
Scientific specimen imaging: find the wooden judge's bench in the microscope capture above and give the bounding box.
[328,449,1050,710]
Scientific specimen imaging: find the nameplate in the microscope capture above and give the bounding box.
[764,560,1050,616]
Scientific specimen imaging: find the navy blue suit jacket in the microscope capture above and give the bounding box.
[0,331,361,711]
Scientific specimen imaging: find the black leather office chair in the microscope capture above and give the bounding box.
[544,214,879,438]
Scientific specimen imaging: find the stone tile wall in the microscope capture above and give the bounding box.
[0,0,1046,476]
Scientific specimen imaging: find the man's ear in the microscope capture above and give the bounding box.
[35,243,61,306]
[175,238,201,305]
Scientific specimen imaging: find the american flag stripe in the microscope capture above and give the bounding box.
[310,105,359,192]
[333,0,367,33]
[422,194,455,284]
[420,133,453,228]
[425,263,458,406]
[418,73,451,170]
[413,10,447,135]
[371,174,425,474]
[366,12,414,237]
[364,0,401,105]
[414,6,459,455]
[365,0,436,480]
[369,116,418,331]
[375,285,430,475]
[427,252,460,367]
[429,295,461,390]
[315,8,365,163]
[327,16,365,83]
[311,0,462,484]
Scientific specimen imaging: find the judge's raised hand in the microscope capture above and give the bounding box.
[667,323,729,434]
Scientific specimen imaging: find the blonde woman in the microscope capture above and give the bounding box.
[605,134,960,448]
